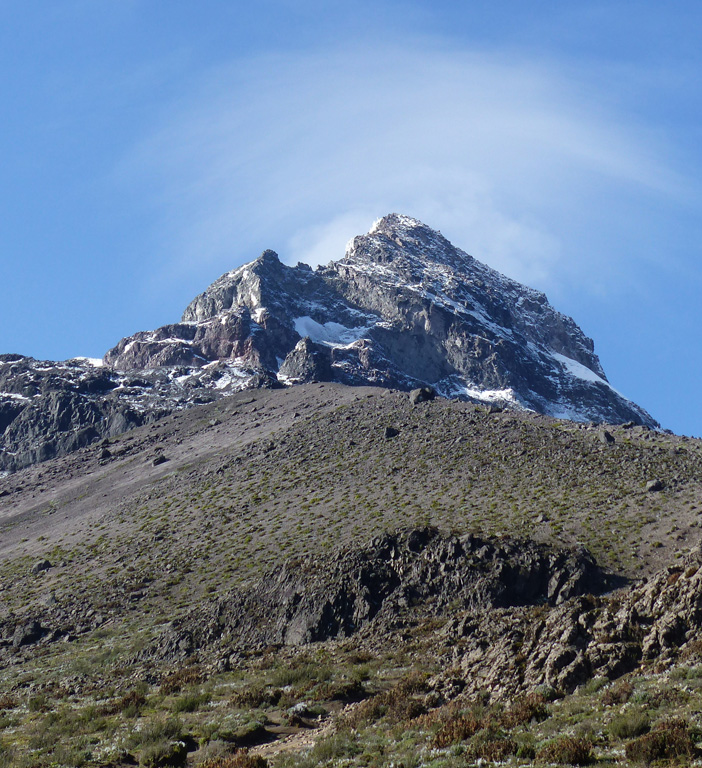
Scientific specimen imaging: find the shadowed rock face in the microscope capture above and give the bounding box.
[0,354,277,472]
[0,214,656,472]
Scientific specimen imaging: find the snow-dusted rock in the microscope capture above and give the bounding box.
[0,214,656,472]
[109,213,655,426]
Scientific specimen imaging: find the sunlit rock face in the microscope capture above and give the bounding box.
[110,213,653,425]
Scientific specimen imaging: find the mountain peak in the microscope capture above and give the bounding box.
[109,213,654,427]
[344,213,471,274]
[0,214,657,472]
[368,212,426,235]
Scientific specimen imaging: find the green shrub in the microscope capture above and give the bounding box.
[27,693,48,712]
[140,739,187,768]
[129,717,184,749]
[171,690,211,713]
[537,735,593,765]
[269,663,331,688]
[609,710,650,739]
[310,732,361,762]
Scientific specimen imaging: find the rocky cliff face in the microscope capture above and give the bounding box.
[109,214,653,423]
[0,214,656,472]
[148,527,606,662]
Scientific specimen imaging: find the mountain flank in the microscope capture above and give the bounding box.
[0,383,700,765]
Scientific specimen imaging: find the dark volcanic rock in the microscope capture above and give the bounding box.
[149,528,606,661]
[12,620,43,649]
[278,337,333,384]
[410,386,436,404]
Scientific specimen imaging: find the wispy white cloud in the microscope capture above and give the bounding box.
[120,41,687,297]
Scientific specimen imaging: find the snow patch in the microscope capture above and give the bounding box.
[436,377,527,409]
[73,357,104,367]
[0,392,30,402]
[552,353,609,387]
[293,317,371,347]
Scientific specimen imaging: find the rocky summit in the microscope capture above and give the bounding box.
[0,214,655,472]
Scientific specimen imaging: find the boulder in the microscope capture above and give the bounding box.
[410,387,436,405]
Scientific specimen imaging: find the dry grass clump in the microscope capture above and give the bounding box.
[0,694,17,710]
[231,686,282,709]
[160,665,203,695]
[680,637,702,661]
[344,671,429,729]
[199,752,268,768]
[99,689,146,717]
[537,735,594,766]
[465,728,518,761]
[313,679,366,703]
[431,712,485,747]
[427,692,549,748]
[499,692,549,727]
[602,679,633,706]
[625,718,698,763]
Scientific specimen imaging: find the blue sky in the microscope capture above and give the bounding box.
[1,2,701,435]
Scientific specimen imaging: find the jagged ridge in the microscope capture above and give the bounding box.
[0,214,656,472]
[109,213,655,425]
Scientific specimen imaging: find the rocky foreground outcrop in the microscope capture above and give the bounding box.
[140,528,702,704]
[451,545,702,701]
[148,528,606,661]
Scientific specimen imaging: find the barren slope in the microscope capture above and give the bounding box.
[0,383,700,630]
[0,385,702,766]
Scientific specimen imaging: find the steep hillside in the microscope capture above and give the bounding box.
[0,384,699,766]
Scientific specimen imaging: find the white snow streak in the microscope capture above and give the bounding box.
[293,316,370,347]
